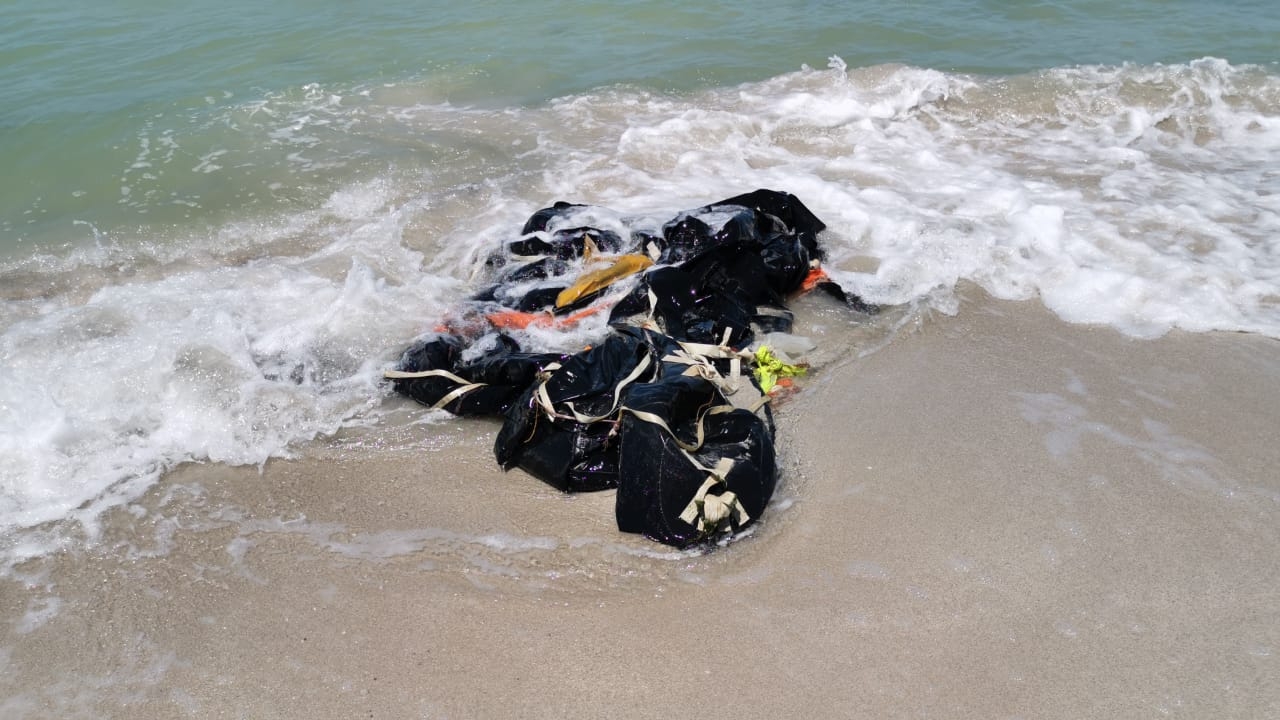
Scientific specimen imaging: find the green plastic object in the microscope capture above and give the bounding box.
[753,346,806,393]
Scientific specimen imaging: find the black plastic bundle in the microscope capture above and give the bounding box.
[388,333,566,416]
[388,189,873,548]
[615,369,776,547]
[494,332,656,492]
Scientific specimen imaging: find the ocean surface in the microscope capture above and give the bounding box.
[3,0,1280,568]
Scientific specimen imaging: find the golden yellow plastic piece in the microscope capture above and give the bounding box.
[555,254,654,308]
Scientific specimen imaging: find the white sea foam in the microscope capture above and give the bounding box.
[538,57,1280,338]
[2,57,1278,564]
[0,188,460,564]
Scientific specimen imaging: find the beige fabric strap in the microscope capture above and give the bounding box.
[383,368,477,385]
[428,382,486,410]
[677,457,750,533]
[534,353,653,424]
[619,403,735,453]
[382,368,487,410]
[753,305,792,319]
[663,338,752,395]
[746,393,772,413]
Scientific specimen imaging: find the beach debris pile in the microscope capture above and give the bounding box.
[387,190,872,548]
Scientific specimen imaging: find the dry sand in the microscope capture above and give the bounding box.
[3,294,1278,718]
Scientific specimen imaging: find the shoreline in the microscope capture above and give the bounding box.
[3,294,1278,718]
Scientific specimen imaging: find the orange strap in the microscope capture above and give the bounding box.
[485,302,609,331]
[800,266,828,293]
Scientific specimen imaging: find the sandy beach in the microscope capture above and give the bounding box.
[3,292,1278,718]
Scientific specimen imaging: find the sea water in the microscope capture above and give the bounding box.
[2,0,1279,567]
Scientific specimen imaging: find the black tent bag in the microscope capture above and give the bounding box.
[643,265,757,348]
[493,332,655,492]
[615,373,777,548]
[709,189,826,296]
[390,333,462,400]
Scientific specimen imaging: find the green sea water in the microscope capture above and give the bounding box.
[3,0,1278,255]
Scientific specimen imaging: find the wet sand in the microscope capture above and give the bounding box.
[3,294,1279,718]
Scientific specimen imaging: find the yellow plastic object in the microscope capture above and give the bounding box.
[753,346,807,393]
[555,254,654,308]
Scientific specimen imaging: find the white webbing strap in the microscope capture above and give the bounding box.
[646,288,660,325]
[532,362,563,418]
[753,305,792,321]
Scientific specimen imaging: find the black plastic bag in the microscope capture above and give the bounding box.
[614,372,776,547]
[506,227,626,260]
[658,207,758,264]
[520,201,586,234]
[608,256,773,349]
[493,332,657,491]
[711,188,826,259]
[390,333,564,417]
